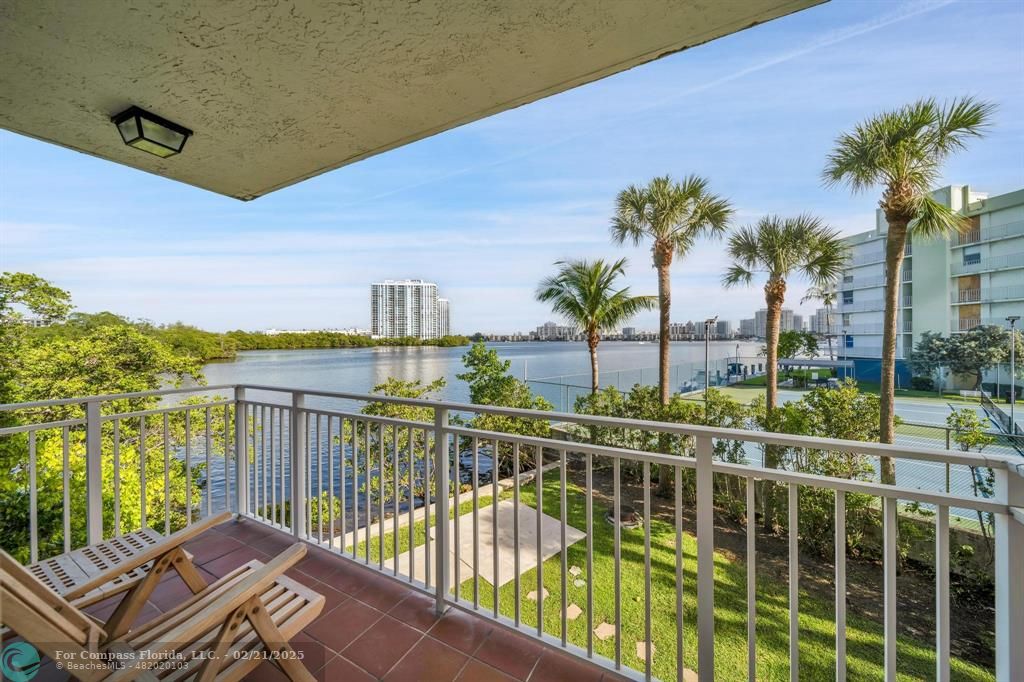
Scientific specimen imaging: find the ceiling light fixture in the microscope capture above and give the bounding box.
[111,106,192,158]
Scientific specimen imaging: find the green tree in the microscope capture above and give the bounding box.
[354,377,446,509]
[536,258,655,394]
[752,380,881,543]
[0,274,217,562]
[909,331,950,393]
[771,330,819,362]
[457,342,553,475]
[946,324,1020,390]
[0,272,73,408]
[611,175,733,405]
[573,385,747,496]
[946,408,996,547]
[723,215,847,413]
[824,96,994,479]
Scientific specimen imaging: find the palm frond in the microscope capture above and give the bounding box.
[910,194,970,239]
[535,258,653,336]
[823,96,994,208]
[722,214,846,292]
[611,174,734,261]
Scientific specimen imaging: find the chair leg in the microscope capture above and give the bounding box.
[245,596,315,682]
[170,548,209,594]
[104,550,176,640]
[195,601,250,682]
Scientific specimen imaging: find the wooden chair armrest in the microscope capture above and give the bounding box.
[63,512,231,601]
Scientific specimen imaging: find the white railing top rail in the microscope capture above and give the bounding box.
[0,383,236,411]
[238,383,1016,469]
[444,423,1010,514]
[3,382,1018,471]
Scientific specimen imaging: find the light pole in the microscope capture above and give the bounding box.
[841,328,849,380]
[705,316,718,404]
[1008,315,1019,430]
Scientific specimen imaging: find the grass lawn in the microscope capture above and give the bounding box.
[344,476,993,681]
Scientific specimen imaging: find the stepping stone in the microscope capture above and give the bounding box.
[573,579,586,588]
[636,641,656,661]
[683,669,698,682]
[526,588,549,601]
[565,603,583,621]
[568,565,582,577]
[594,622,616,641]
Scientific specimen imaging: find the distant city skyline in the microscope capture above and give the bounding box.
[2,1,1022,333]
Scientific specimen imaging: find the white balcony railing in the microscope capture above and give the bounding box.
[953,219,1024,247]
[851,250,885,266]
[953,289,982,304]
[838,321,911,334]
[951,252,1024,275]
[951,285,1024,304]
[952,318,1016,332]
[2,384,1022,681]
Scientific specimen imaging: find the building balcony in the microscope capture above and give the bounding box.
[836,321,911,335]
[951,286,1024,304]
[2,385,1022,682]
[950,251,1024,275]
[952,219,1024,247]
[850,249,886,267]
[951,318,1015,332]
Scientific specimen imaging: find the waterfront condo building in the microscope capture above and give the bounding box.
[370,279,450,339]
[437,297,450,337]
[753,308,795,338]
[835,184,1023,377]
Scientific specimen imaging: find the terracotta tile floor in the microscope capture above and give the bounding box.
[32,517,625,682]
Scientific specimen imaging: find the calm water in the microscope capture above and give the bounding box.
[198,341,757,523]
[195,341,1006,522]
[201,340,764,406]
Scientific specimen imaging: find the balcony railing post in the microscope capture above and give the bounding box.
[234,387,247,516]
[85,399,103,544]
[291,391,307,539]
[994,463,1024,681]
[695,433,715,680]
[434,407,450,615]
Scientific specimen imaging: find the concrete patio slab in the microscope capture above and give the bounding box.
[385,500,586,590]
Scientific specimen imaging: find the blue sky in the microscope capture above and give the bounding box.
[2,0,1022,334]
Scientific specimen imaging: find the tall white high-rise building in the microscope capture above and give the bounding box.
[437,298,450,337]
[370,279,450,339]
[754,308,794,338]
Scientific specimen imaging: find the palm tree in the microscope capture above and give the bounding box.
[723,215,848,413]
[802,285,838,361]
[536,258,655,393]
[611,175,733,405]
[724,215,847,531]
[824,97,993,483]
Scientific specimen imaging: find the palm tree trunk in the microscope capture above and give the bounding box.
[879,219,907,485]
[659,259,675,403]
[762,281,785,531]
[655,246,674,496]
[764,283,785,412]
[588,333,600,394]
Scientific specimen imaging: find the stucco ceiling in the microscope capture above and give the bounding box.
[0,0,820,201]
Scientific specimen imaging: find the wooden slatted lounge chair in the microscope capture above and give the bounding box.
[28,512,232,610]
[1,543,325,681]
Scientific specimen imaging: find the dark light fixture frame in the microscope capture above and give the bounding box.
[111,106,193,157]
